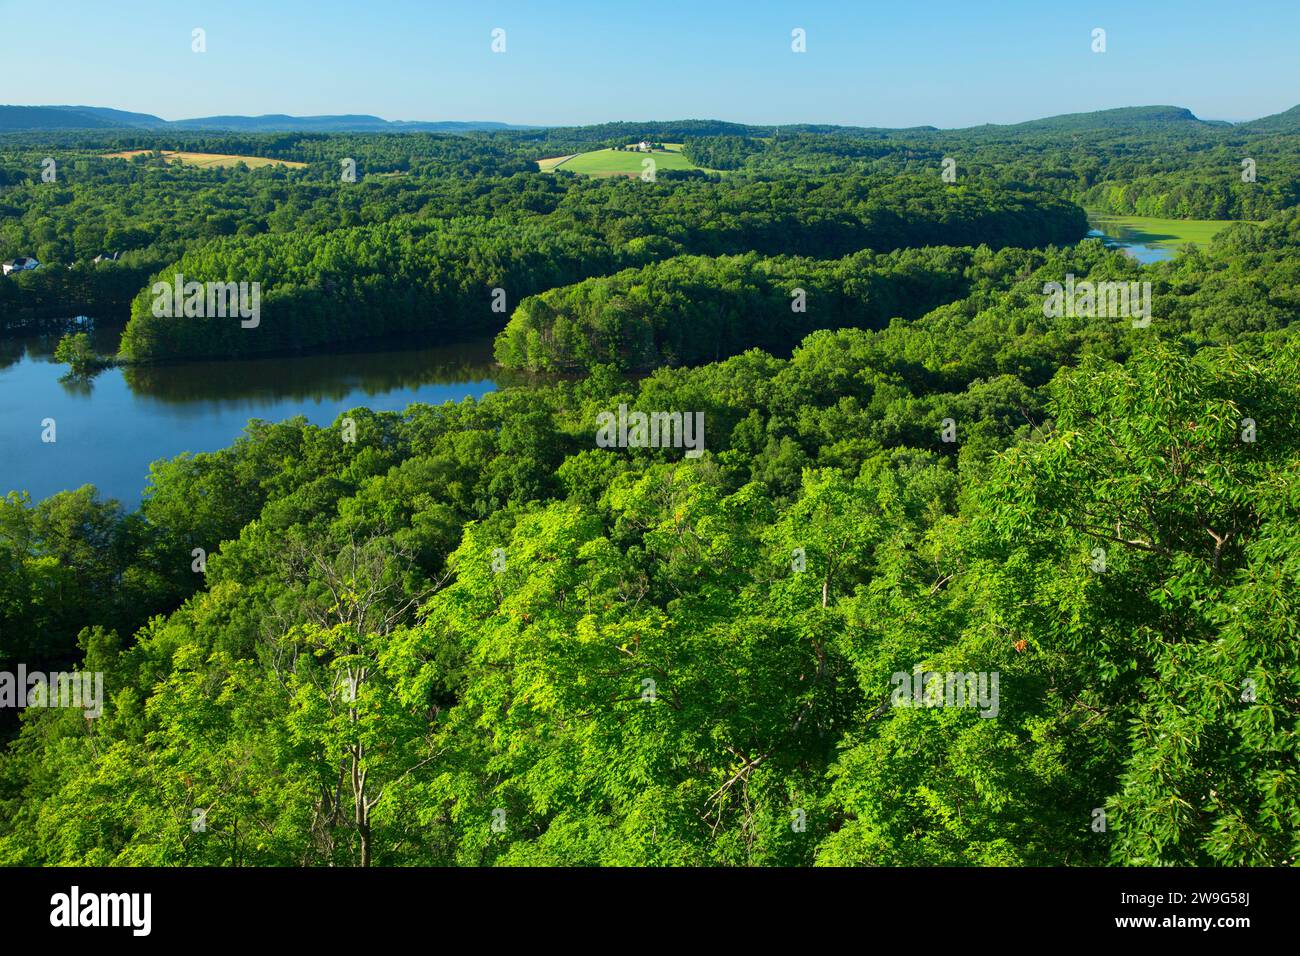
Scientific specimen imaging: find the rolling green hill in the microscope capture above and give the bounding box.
[551,144,704,177]
[1241,103,1300,133]
[975,105,1214,134]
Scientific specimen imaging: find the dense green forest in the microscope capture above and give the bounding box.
[1,109,1298,867]
[494,246,977,370]
[117,176,1084,361]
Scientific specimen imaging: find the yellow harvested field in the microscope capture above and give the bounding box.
[104,149,307,169]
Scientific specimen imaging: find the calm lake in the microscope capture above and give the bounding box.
[1083,212,1238,264]
[0,327,499,507]
[1086,226,1173,264]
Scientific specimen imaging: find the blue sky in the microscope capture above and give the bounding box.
[2,0,1298,127]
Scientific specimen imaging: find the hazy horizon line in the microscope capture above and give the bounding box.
[4,100,1287,132]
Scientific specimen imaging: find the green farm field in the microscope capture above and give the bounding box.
[543,143,705,177]
[535,153,577,172]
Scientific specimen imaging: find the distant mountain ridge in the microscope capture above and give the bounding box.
[1240,104,1300,133]
[0,105,532,133]
[170,114,529,133]
[994,105,1220,132]
[0,102,1297,135]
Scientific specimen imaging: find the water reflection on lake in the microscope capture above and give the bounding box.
[0,328,503,506]
[1085,220,1176,264]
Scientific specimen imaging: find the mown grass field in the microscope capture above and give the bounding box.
[535,154,577,173]
[1086,212,1255,248]
[105,149,307,169]
[541,143,703,177]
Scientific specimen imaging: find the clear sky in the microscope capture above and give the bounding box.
[2,0,1298,128]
